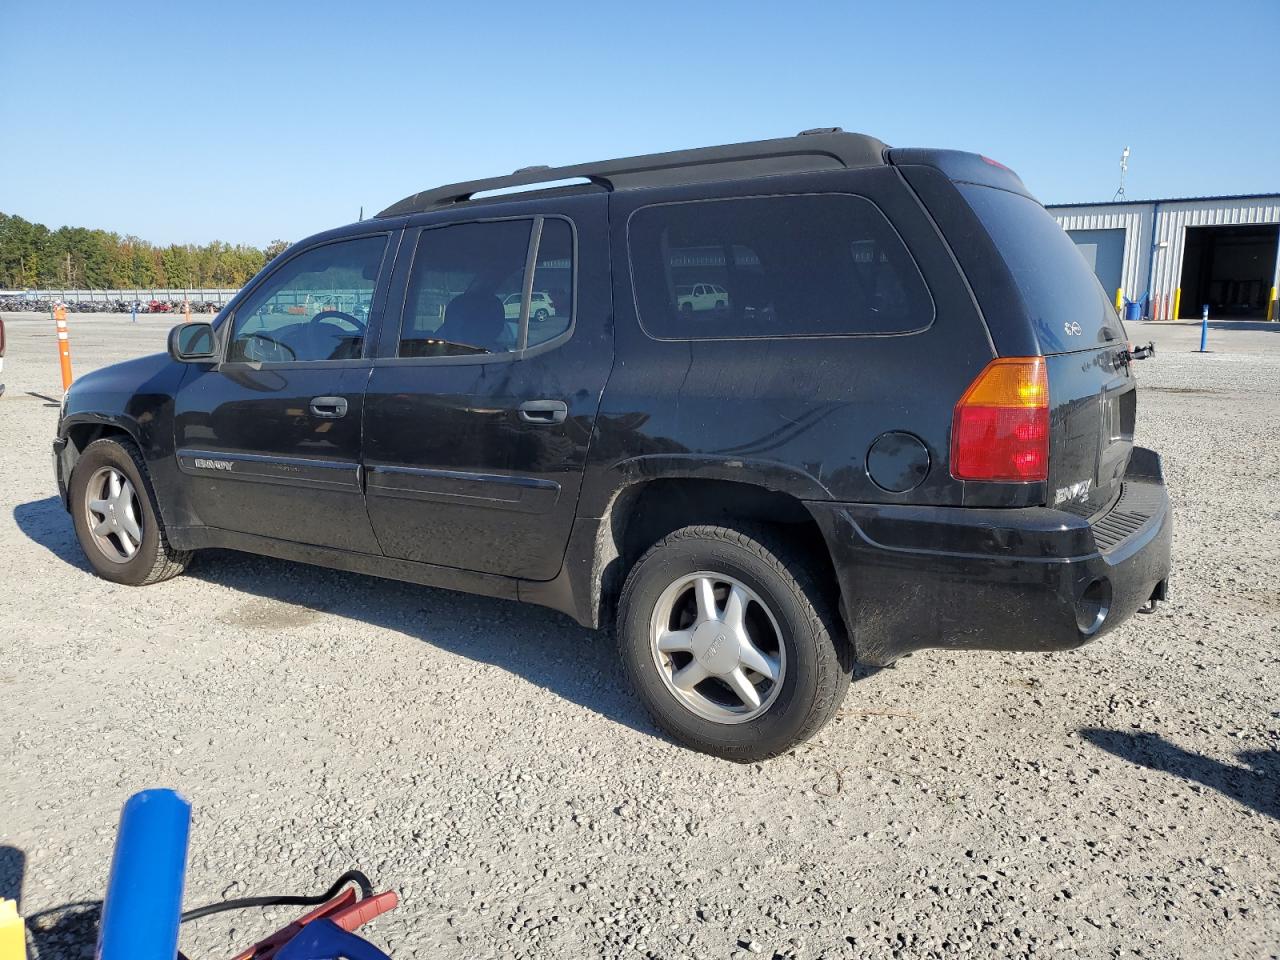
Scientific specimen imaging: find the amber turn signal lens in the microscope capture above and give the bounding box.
[951,358,1049,482]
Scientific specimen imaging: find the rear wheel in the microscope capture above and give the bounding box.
[70,437,190,585]
[617,524,852,761]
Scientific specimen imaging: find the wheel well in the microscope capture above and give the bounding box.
[592,478,843,630]
[62,423,134,479]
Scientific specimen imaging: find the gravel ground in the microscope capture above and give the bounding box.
[0,313,1276,960]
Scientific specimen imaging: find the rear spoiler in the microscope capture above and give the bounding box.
[888,148,1036,200]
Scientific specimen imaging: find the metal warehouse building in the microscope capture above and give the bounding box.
[1048,194,1280,320]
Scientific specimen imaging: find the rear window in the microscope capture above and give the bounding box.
[628,194,933,340]
[959,184,1124,353]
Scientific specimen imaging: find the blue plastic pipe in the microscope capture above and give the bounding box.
[97,789,191,960]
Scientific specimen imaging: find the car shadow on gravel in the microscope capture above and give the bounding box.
[184,548,666,742]
[12,497,92,573]
[1081,728,1278,820]
[15,493,665,741]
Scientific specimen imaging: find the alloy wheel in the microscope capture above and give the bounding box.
[649,571,786,723]
[84,466,143,563]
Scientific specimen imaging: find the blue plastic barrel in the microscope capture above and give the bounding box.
[1123,298,1143,322]
[97,789,191,960]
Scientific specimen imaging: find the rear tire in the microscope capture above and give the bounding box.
[617,524,852,761]
[70,437,191,586]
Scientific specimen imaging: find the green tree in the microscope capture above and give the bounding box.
[0,211,272,291]
[264,239,290,261]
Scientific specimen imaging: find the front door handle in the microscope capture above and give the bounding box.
[310,396,348,419]
[518,399,568,424]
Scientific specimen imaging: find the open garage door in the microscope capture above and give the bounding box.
[1067,228,1125,302]
[1178,224,1279,319]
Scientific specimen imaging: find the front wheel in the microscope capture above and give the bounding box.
[70,437,191,585]
[617,524,852,761]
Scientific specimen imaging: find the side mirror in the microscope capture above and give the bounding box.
[168,322,218,363]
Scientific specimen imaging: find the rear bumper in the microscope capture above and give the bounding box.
[808,447,1172,666]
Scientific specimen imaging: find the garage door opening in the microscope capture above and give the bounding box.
[1177,224,1279,319]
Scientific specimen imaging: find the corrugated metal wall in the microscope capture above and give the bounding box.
[1051,203,1152,302]
[1050,196,1280,314]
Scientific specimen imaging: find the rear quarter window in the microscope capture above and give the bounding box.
[958,184,1125,354]
[627,194,934,340]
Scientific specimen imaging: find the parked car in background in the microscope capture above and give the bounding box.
[53,129,1171,761]
[503,290,556,322]
[676,282,729,312]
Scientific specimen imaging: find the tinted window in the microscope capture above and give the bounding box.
[399,220,532,357]
[228,236,386,362]
[959,184,1124,353]
[628,194,932,339]
[527,219,573,348]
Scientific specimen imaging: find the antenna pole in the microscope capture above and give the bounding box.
[1113,146,1130,202]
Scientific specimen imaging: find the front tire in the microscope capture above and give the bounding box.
[617,524,852,761]
[70,437,191,585]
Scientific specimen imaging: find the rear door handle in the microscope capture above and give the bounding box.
[518,399,568,424]
[310,396,348,419]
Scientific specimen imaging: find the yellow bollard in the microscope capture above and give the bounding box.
[1173,288,1182,322]
[1114,288,1124,313]
[1268,286,1277,322]
[0,898,25,960]
[54,304,73,392]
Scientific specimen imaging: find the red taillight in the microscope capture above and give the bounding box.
[951,358,1049,481]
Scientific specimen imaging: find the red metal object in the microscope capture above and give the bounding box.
[226,889,399,960]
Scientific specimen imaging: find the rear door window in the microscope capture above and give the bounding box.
[527,218,574,348]
[958,184,1125,353]
[397,216,575,358]
[628,194,933,340]
[398,220,532,358]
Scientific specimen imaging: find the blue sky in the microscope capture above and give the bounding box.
[2,0,1277,247]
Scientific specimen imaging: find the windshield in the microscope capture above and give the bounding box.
[959,184,1125,353]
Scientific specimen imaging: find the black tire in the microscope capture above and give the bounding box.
[617,524,853,761]
[533,307,550,322]
[70,437,191,586]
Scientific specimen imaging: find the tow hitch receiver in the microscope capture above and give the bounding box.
[1136,579,1168,615]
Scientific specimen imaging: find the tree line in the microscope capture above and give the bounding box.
[0,211,289,290]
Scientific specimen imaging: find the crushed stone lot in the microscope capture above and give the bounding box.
[0,313,1276,959]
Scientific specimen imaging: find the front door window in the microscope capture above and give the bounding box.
[227,236,388,363]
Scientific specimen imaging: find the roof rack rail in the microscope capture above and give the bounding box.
[377,130,887,218]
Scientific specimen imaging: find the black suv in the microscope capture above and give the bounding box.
[54,130,1171,761]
